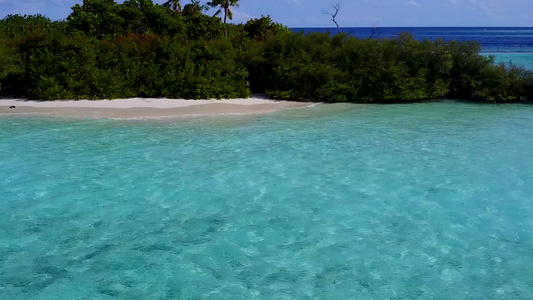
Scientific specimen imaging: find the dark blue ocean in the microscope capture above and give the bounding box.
[292,27,533,69]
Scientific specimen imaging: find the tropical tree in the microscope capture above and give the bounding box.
[322,2,341,34]
[206,0,239,24]
[68,0,127,37]
[163,0,181,12]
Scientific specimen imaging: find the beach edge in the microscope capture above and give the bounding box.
[0,97,312,119]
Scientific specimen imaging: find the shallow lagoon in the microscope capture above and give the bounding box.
[485,53,533,70]
[1,102,533,299]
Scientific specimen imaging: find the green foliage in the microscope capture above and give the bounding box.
[0,37,20,92]
[120,0,186,36]
[0,0,242,99]
[67,0,188,38]
[68,0,127,37]
[183,9,225,40]
[0,14,62,38]
[244,16,289,41]
[4,31,248,100]
[247,32,533,102]
[182,1,205,17]
[66,0,225,40]
[18,32,101,99]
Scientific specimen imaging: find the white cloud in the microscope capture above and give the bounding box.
[230,9,252,23]
[460,0,506,18]
[407,0,418,6]
[288,0,302,8]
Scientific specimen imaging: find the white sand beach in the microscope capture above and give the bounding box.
[0,97,310,119]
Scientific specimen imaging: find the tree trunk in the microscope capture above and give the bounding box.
[224,7,228,24]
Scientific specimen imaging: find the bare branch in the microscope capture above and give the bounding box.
[369,24,379,39]
[322,1,341,34]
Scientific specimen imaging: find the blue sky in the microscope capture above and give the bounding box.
[0,0,531,27]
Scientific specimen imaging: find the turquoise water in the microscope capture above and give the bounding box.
[1,102,533,299]
[485,53,533,70]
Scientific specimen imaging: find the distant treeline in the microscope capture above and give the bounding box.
[0,0,532,102]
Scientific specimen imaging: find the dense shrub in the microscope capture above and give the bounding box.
[244,15,290,41]
[0,37,19,92]
[4,31,249,100]
[247,32,532,102]
[68,0,188,37]
[67,0,225,40]
[0,14,63,38]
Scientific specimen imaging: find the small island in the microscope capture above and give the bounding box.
[0,0,531,106]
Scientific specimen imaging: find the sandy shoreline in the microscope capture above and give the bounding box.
[0,97,310,119]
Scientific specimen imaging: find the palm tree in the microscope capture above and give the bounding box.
[206,0,239,24]
[163,0,182,12]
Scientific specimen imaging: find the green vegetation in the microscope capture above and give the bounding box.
[0,0,532,102]
[254,32,533,102]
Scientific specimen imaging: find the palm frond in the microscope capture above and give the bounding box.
[227,9,233,20]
